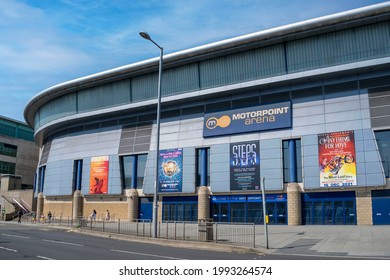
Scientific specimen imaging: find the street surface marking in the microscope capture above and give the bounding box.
[2,233,30,239]
[111,249,186,260]
[42,239,84,247]
[37,255,56,260]
[0,246,18,252]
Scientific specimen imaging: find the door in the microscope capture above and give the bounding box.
[372,190,390,225]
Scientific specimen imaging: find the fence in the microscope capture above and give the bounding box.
[20,215,257,248]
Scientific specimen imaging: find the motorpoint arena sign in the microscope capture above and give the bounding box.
[203,101,292,137]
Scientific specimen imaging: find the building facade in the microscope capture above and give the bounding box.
[24,3,390,225]
[0,116,39,219]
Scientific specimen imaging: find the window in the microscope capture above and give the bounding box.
[0,143,17,157]
[196,148,210,186]
[121,154,148,189]
[282,139,302,183]
[72,159,83,192]
[375,130,390,178]
[38,166,46,193]
[0,161,15,175]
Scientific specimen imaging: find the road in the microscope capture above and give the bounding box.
[0,223,263,260]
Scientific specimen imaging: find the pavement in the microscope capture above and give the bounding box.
[258,225,390,259]
[2,220,390,259]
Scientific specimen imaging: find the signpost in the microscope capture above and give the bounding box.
[261,177,269,249]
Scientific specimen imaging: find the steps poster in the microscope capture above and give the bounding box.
[230,141,260,191]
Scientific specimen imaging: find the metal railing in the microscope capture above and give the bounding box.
[19,215,257,248]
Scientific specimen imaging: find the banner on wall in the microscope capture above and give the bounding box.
[159,148,183,193]
[318,130,357,187]
[230,141,260,191]
[89,156,109,194]
[203,101,291,137]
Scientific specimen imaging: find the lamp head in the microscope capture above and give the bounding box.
[139,31,151,41]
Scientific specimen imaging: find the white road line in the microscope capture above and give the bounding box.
[37,255,56,260]
[1,233,30,239]
[0,246,18,252]
[111,249,186,260]
[42,239,84,247]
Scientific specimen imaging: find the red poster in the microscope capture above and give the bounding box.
[89,156,109,194]
[318,131,357,187]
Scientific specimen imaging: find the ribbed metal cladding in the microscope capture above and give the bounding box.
[118,124,152,154]
[39,140,52,165]
[38,93,77,127]
[368,87,390,129]
[199,44,285,89]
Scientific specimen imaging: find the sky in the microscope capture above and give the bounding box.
[0,0,387,123]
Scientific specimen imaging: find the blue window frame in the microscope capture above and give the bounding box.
[375,130,390,178]
[162,196,198,222]
[120,154,148,189]
[72,159,83,192]
[196,148,210,186]
[283,139,302,183]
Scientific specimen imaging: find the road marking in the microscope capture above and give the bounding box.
[37,255,56,260]
[0,246,18,252]
[111,249,186,260]
[42,239,84,247]
[1,233,30,239]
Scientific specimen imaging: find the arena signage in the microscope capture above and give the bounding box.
[203,101,292,137]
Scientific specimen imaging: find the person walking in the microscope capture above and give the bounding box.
[105,210,110,221]
[90,209,97,222]
[17,210,23,223]
[47,211,52,223]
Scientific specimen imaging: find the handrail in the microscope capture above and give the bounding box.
[20,198,32,211]
[11,198,28,213]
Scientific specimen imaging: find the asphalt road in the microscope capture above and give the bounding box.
[0,223,264,260]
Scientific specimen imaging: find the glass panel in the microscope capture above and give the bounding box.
[191,204,198,222]
[248,202,263,224]
[220,204,229,223]
[121,156,134,189]
[324,201,333,224]
[276,202,287,224]
[334,201,345,225]
[266,203,275,224]
[183,204,191,221]
[303,202,312,225]
[211,204,219,222]
[345,200,356,225]
[176,204,184,222]
[163,204,169,221]
[230,203,245,223]
[313,202,323,225]
[137,154,147,188]
[375,130,390,178]
[169,204,176,222]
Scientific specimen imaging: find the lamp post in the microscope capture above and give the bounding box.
[139,31,163,238]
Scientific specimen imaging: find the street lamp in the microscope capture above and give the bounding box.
[139,31,163,238]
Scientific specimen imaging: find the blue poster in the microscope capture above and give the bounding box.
[158,148,183,193]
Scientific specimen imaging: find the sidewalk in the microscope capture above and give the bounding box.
[257,225,390,259]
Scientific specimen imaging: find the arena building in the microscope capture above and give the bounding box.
[24,3,390,225]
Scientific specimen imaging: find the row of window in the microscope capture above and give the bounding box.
[0,142,17,157]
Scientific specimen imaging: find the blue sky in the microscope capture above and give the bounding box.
[0,0,386,123]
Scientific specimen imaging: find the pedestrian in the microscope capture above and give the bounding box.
[47,211,52,223]
[17,210,23,223]
[90,209,97,222]
[105,210,110,221]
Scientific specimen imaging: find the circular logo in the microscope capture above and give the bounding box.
[206,117,219,129]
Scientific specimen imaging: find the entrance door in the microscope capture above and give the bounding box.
[372,190,390,225]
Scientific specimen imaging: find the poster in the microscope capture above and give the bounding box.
[230,141,260,191]
[318,131,357,187]
[159,148,183,193]
[89,156,109,194]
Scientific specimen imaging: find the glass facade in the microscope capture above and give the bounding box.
[196,148,210,186]
[121,154,147,189]
[282,139,302,183]
[0,160,16,175]
[302,192,356,225]
[375,130,390,178]
[162,197,198,222]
